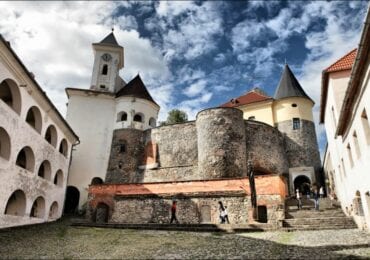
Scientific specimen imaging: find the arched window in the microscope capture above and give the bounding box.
[121,113,127,121]
[149,117,156,127]
[0,127,11,160]
[25,106,42,134]
[91,177,103,185]
[117,112,127,122]
[0,79,21,114]
[16,146,35,172]
[30,196,45,218]
[133,114,143,122]
[45,125,58,147]
[38,160,51,180]
[102,65,108,75]
[59,139,68,157]
[54,169,64,187]
[49,201,59,219]
[4,190,26,216]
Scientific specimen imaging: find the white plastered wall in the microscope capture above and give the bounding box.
[323,63,370,231]
[0,42,76,228]
[66,92,115,207]
[114,96,159,130]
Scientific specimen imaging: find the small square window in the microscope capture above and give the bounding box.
[293,118,300,130]
[100,85,106,89]
[119,144,126,153]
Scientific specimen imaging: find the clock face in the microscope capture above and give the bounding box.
[102,53,112,62]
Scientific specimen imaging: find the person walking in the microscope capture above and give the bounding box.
[218,201,225,224]
[296,189,302,210]
[314,188,320,211]
[223,206,230,224]
[319,186,325,198]
[170,200,179,224]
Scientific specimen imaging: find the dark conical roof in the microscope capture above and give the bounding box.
[99,32,121,47]
[116,75,159,106]
[274,64,311,101]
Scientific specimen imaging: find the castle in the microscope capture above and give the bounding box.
[65,32,322,224]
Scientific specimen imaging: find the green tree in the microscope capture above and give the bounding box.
[161,109,188,125]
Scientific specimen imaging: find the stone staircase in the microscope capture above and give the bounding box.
[283,197,357,231]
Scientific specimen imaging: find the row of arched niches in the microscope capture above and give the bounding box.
[1,78,67,218]
[0,79,69,157]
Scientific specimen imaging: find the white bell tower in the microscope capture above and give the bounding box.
[90,31,124,93]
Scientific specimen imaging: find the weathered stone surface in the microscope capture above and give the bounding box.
[145,122,198,168]
[105,129,144,183]
[138,166,199,182]
[111,196,250,224]
[245,120,289,175]
[197,108,247,179]
[276,120,322,180]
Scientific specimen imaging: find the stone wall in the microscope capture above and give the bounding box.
[144,122,198,168]
[276,120,322,179]
[105,129,144,183]
[197,108,247,179]
[245,120,289,175]
[110,195,250,224]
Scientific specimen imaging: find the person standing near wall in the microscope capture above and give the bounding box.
[170,200,179,224]
[218,201,225,223]
[296,189,302,210]
[223,206,230,224]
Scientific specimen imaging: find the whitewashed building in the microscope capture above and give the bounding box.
[321,6,370,230]
[65,32,159,211]
[0,34,79,228]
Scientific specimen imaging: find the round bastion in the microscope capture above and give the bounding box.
[196,107,247,179]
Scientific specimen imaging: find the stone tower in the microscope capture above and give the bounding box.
[273,64,322,193]
[90,32,124,93]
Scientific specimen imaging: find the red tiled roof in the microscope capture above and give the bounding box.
[220,90,272,108]
[325,49,357,73]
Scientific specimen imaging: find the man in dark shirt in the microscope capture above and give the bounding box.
[170,200,179,224]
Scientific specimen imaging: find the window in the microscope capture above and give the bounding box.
[59,139,68,157]
[293,118,300,130]
[331,106,337,128]
[100,85,106,89]
[361,109,370,145]
[121,113,127,121]
[353,131,361,159]
[149,117,156,127]
[133,114,143,122]
[291,103,297,107]
[248,116,256,120]
[102,65,108,75]
[347,144,354,168]
[119,144,126,153]
[44,125,57,147]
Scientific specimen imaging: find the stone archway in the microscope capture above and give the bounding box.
[294,175,311,194]
[30,196,46,218]
[4,190,26,216]
[91,177,103,185]
[64,186,80,214]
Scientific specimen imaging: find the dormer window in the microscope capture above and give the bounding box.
[102,65,108,75]
[248,116,255,120]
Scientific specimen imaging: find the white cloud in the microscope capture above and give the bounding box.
[160,2,224,60]
[0,1,171,117]
[183,79,207,97]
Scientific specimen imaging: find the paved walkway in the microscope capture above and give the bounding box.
[0,220,369,259]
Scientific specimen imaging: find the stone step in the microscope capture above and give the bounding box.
[282,217,357,230]
[70,221,276,233]
[285,210,346,219]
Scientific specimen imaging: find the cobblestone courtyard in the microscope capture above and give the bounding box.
[0,219,369,259]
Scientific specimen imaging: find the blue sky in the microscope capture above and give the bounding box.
[0,1,369,156]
